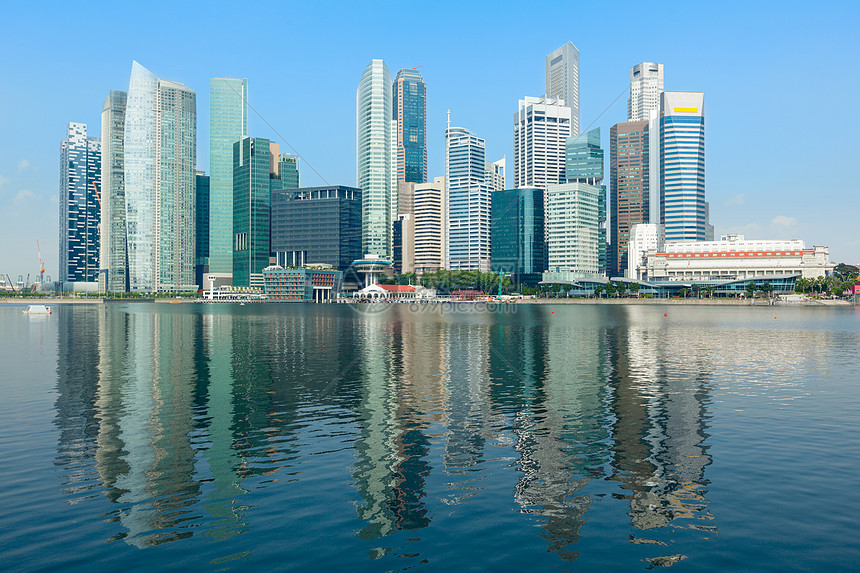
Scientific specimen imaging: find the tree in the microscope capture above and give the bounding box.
[594,285,604,298]
[615,281,627,297]
[745,281,757,299]
[706,286,715,298]
[761,281,774,298]
[629,282,640,296]
[605,282,617,298]
[680,287,688,299]
[691,283,702,298]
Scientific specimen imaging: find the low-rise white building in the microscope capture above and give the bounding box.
[626,223,662,279]
[642,234,834,282]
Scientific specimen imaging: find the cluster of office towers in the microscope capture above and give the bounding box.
[58,45,707,291]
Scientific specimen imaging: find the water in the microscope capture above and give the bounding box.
[1,302,858,571]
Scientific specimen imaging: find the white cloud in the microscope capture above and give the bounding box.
[49,194,59,205]
[771,215,797,227]
[727,194,746,206]
[17,159,30,172]
[0,175,8,190]
[15,189,35,201]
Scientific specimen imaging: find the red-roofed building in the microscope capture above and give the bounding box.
[355,283,416,300]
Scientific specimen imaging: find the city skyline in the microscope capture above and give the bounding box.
[1,1,859,278]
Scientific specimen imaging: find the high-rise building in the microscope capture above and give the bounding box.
[413,177,446,274]
[278,154,300,189]
[124,61,197,292]
[514,96,571,188]
[195,171,209,288]
[99,90,127,292]
[491,187,545,285]
[610,120,650,277]
[270,186,362,271]
[546,41,580,135]
[659,91,706,241]
[59,122,101,284]
[445,125,491,272]
[545,128,604,275]
[393,213,414,274]
[209,78,248,277]
[232,137,277,288]
[628,63,664,122]
[486,158,506,192]
[393,68,427,184]
[356,59,394,258]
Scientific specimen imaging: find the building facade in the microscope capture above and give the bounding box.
[59,122,101,284]
[514,96,571,188]
[643,235,834,282]
[357,59,394,258]
[660,91,706,241]
[262,266,343,302]
[99,90,127,292]
[195,171,209,289]
[628,62,664,121]
[626,223,661,279]
[393,68,427,184]
[610,120,650,277]
[271,186,362,271]
[124,61,197,292]
[445,126,491,272]
[565,128,607,275]
[209,78,248,277]
[546,41,580,135]
[491,187,545,285]
[413,177,446,274]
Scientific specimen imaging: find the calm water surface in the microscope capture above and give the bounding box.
[1,302,858,571]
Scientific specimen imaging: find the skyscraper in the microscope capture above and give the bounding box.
[545,128,604,275]
[413,177,446,274]
[546,42,580,135]
[59,122,101,284]
[209,78,248,278]
[610,120,650,277]
[393,68,427,184]
[195,171,209,289]
[659,91,706,241]
[514,96,571,188]
[628,63,664,122]
[357,59,394,258]
[124,61,197,292]
[232,137,276,288]
[99,90,127,292]
[491,187,545,285]
[445,125,491,271]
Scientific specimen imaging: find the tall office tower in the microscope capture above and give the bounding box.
[610,120,650,277]
[232,137,277,288]
[659,92,705,241]
[59,122,101,284]
[393,213,414,274]
[279,154,300,189]
[513,96,571,188]
[546,41,580,135]
[485,158,505,191]
[124,61,197,292]
[545,128,604,275]
[209,77,248,278]
[195,171,210,289]
[445,126,491,272]
[628,62,664,121]
[357,59,393,258]
[491,187,545,285]
[271,186,363,271]
[393,68,427,184]
[99,90,127,292]
[413,177,446,274]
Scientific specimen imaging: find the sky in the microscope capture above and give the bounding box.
[1,0,859,281]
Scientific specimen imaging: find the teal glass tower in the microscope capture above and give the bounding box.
[565,127,607,274]
[233,137,275,288]
[210,78,249,277]
[100,90,127,292]
[491,187,545,285]
[195,171,210,288]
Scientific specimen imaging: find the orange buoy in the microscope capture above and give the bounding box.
[664,313,668,317]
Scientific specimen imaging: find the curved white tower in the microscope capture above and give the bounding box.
[356,59,393,258]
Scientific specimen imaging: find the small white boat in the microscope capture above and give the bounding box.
[23,304,52,315]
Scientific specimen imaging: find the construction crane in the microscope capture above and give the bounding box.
[412,65,424,70]
[37,240,45,285]
[5,274,15,293]
[91,181,102,207]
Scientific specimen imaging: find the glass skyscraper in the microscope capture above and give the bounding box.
[59,122,101,283]
[209,78,248,276]
[393,68,427,184]
[491,187,545,285]
[546,41,580,135]
[659,92,705,241]
[232,137,276,288]
[124,61,197,292]
[610,120,650,277]
[100,90,127,292]
[195,171,209,289]
[445,126,491,272]
[356,59,393,258]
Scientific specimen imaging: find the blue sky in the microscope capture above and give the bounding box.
[1,0,859,280]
